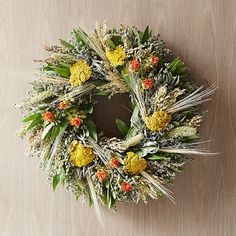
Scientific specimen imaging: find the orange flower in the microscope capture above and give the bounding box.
[110,157,120,168]
[70,117,81,128]
[96,169,108,182]
[43,111,54,122]
[121,182,132,193]
[142,78,154,89]
[59,101,69,110]
[130,58,140,71]
[150,55,159,65]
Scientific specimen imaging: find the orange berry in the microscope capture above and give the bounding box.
[130,58,140,71]
[70,117,81,128]
[150,55,159,65]
[59,101,69,110]
[121,182,132,193]
[43,111,54,122]
[96,169,108,182]
[142,78,154,89]
[110,158,120,168]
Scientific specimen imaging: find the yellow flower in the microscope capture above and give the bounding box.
[145,110,172,131]
[123,152,147,174]
[69,60,92,86]
[106,47,126,67]
[69,140,95,167]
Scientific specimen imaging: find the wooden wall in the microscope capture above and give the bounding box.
[0,0,235,235]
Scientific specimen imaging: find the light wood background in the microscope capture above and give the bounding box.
[0,0,235,235]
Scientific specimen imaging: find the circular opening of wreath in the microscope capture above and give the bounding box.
[92,94,131,138]
[16,22,217,214]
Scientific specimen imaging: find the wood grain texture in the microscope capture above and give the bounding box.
[0,0,235,235]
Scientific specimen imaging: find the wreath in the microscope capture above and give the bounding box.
[16,23,217,215]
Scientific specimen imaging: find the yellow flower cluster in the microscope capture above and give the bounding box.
[69,59,92,86]
[123,152,147,174]
[145,110,172,131]
[69,140,95,167]
[106,47,126,67]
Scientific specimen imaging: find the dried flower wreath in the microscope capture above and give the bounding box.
[16,23,217,220]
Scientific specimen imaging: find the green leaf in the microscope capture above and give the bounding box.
[168,58,188,79]
[104,179,110,188]
[26,116,43,131]
[59,119,69,133]
[41,123,54,140]
[44,65,70,78]
[88,192,93,207]
[147,153,168,161]
[168,126,197,138]
[170,166,184,173]
[115,119,129,136]
[58,62,71,68]
[41,121,67,142]
[111,190,117,200]
[106,186,111,208]
[84,118,97,140]
[130,105,140,126]
[75,180,85,200]
[140,26,152,43]
[105,38,116,49]
[53,67,70,78]
[60,167,66,186]
[126,127,137,139]
[96,90,111,96]
[110,195,116,208]
[186,134,200,140]
[52,175,60,191]
[22,113,41,123]
[105,185,116,209]
[73,28,88,45]
[59,39,75,49]
[110,35,122,46]
[121,73,131,90]
[125,133,144,148]
[49,125,61,141]
[85,103,94,114]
